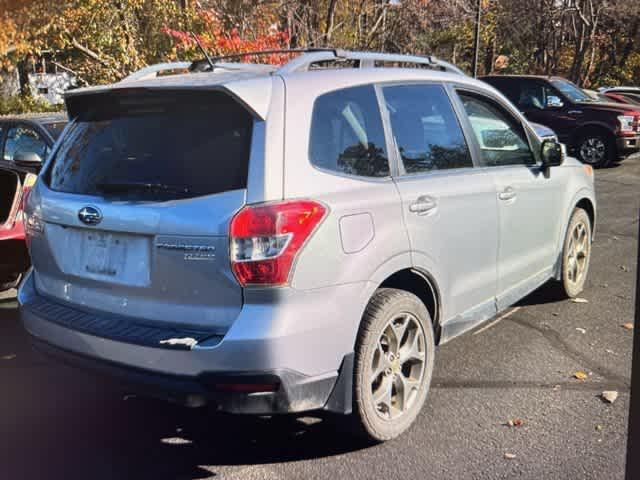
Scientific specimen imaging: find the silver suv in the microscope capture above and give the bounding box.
[19,50,596,441]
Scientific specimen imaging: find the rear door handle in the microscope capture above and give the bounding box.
[409,196,438,215]
[498,187,516,201]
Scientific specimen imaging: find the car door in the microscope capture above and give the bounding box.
[380,82,498,328]
[453,88,565,310]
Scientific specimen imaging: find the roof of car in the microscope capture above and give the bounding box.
[0,112,68,125]
[480,74,566,81]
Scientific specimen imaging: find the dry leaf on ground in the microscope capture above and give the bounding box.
[622,323,634,330]
[601,391,618,404]
[571,297,589,303]
[575,327,586,334]
[504,453,516,459]
[573,371,588,380]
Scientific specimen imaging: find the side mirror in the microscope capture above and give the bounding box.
[13,150,43,168]
[546,95,564,108]
[541,139,564,168]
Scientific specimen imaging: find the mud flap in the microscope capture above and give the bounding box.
[323,352,354,415]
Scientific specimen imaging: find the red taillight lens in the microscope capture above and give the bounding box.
[230,200,327,286]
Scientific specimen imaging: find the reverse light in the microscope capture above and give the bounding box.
[230,200,327,286]
[618,112,640,135]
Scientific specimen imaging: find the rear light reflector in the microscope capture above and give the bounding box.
[230,200,327,286]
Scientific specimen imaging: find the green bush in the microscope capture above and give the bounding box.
[0,94,64,116]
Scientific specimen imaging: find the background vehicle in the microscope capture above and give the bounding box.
[0,113,67,292]
[602,91,640,106]
[20,50,595,442]
[481,75,640,168]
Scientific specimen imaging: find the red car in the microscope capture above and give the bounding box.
[0,113,67,292]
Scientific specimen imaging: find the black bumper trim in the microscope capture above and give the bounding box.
[22,292,224,351]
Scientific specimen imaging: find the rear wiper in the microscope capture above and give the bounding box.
[95,182,192,195]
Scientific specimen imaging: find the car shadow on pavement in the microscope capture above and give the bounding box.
[515,281,568,306]
[0,296,372,480]
[4,389,370,479]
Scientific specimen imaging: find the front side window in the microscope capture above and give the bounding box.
[458,92,535,167]
[383,84,472,174]
[309,85,389,177]
[3,126,48,162]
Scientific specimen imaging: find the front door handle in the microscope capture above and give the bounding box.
[498,186,517,201]
[409,196,438,215]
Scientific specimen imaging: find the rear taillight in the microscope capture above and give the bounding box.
[618,111,640,135]
[229,200,327,286]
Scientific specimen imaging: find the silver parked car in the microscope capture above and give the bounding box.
[19,50,596,441]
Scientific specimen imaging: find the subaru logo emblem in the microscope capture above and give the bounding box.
[78,206,102,226]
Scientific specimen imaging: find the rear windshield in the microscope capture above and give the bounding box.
[47,91,253,201]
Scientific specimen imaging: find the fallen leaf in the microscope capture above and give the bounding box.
[573,371,588,380]
[619,265,630,272]
[504,418,525,427]
[571,297,589,303]
[605,349,615,355]
[504,453,516,459]
[552,384,561,391]
[613,236,619,240]
[601,391,618,404]
[552,312,560,317]
[622,323,634,330]
[575,327,586,334]
[595,425,604,431]
[601,283,609,288]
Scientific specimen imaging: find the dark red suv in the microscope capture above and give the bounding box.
[0,113,67,291]
[481,75,640,168]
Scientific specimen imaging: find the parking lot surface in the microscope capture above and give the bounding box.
[1,155,638,480]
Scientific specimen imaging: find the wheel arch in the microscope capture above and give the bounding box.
[378,268,443,344]
[553,192,597,279]
[570,122,616,153]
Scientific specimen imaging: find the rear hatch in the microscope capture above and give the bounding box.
[28,89,256,332]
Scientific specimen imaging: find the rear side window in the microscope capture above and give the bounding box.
[48,91,253,200]
[383,83,472,174]
[4,126,48,162]
[309,85,390,177]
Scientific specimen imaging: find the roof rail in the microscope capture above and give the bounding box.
[121,49,466,83]
[188,47,346,72]
[275,50,466,76]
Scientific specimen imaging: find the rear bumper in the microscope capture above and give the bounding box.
[29,334,353,414]
[19,271,364,414]
[616,135,640,154]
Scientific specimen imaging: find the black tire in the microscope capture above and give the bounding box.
[556,208,592,298]
[349,288,435,442]
[574,130,614,168]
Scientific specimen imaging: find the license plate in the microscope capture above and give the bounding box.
[84,232,127,277]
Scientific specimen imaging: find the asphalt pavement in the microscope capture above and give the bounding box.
[1,155,638,480]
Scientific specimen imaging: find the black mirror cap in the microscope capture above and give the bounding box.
[13,150,43,168]
[541,139,564,167]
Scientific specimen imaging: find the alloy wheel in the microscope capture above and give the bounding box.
[579,137,606,165]
[369,312,426,420]
[566,220,590,286]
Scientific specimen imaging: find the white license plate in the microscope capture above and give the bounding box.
[84,232,127,277]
